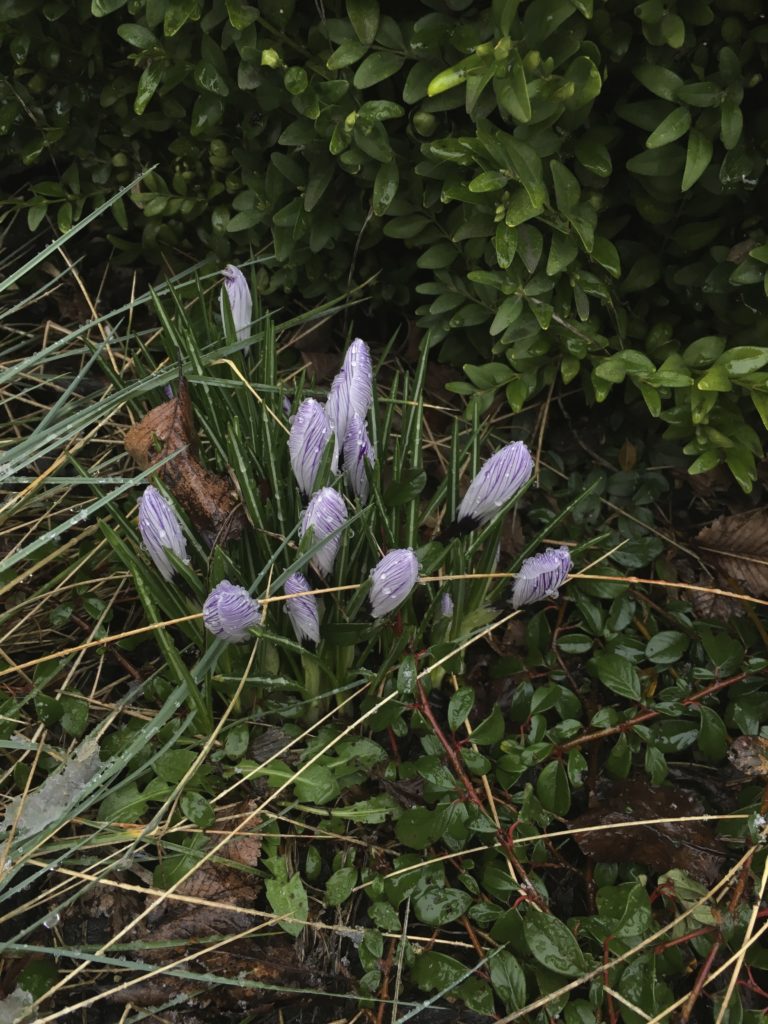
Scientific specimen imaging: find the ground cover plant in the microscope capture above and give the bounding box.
[3,0,768,487]
[2,215,768,1022]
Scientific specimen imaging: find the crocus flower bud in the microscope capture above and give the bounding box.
[137,485,189,581]
[289,398,332,496]
[299,487,348,577]
[512,546,572,609]
[203,580,262,643]
[369,548,420,619]
[326,338,373,460]
[440,592,454,618]
[343,414,375,504]
[283,572,320,645]
[456,441,534,528]
[220,265,253,342]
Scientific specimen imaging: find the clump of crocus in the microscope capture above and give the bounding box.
[289,398,332,496]
[370,548,420,619]
[203,580,262,642]
[137,485,189,581]
[343,414,375,504]
[220,265,253,342]
[512,546,572,609]
[300,487,348,577]
[326,338,373,464]
[456,441,534,529]
[283,572,320,645]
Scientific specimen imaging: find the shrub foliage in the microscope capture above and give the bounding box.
[2,0,768,485]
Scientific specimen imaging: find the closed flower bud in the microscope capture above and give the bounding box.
[203,580,261,643]
[343,414,375,503]
[289,398,332,496]
[370,548,420,619]
[220,264,253,342]
[137,485,189,581]
[456,441,534,528]
[325,338,373,462]
[283,572,320,645]
[512,546,572,609]
[440,591,454,618]
[300,487,348,577]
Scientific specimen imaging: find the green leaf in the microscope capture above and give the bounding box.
[294,764,340,805]
[536,761,571,815]
[346,0,380,45]
[720,99,743,150]
[550,160,581,212]
[470,705,504,745]
[180,791,215,828]
[646,106,691,148]
[117,24,157,48]
[134,62,163,115]
[634,64,684,101]
[591,653,641,701]
[327,38,368,70]
[495,53,531,122]
[500,136,546,207]
[697,706,728,762]
[353,51,404,89]
[523,914,587,977]
[682,129,713,191]
[373,160,399,215]
[490,950,526,1012]
[645,631,687,664]
[717,346,768,376]
[413,885,473,926]
[448,687,475,731]
[225,0,258,30]
[325,865,358,907]
[265,872,308,936]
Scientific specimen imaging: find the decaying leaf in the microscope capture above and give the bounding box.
[728,735,768,777]
[571,779,725,885]
[692,510,768,619]
[125,379,244,543]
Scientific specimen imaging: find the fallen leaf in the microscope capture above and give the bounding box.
[696,509,768,599]
[125,378,244,543]
[571,779,725,885]
[728,735,768,777]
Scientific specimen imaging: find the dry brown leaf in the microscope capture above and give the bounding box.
[125,378,244,543]
[728,735,768,777]
[696,509,768,596]
[571,779,725,885]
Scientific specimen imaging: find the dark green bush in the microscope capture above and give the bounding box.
[3,0,768,487]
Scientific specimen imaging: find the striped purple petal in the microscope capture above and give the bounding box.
[456,441,534,528]
[289,398,332,496]
[220,265,253,342]
[283,572,320,645]
[325,338,373,460]
[343,414,375,504]
[203,580,262,643]
[299,487,348,577]
[137,485,189,582]
[512,546,572,609]
[369,548,420,619]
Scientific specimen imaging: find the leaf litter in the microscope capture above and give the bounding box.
[124,378,244,543]
[690,509,768,619]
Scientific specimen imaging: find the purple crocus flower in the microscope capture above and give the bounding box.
[203,580,262,642]
[343,414,375,504]
[283,572,320,645]
[289,398,333,496]
[220,265,253,342]
[512,546,572,609]
[137,485,189,581]
[369,548,420,619]
[456,441,534,528]
[299,487,348,577]
[326,338,374,464]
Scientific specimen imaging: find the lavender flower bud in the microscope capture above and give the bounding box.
[325,338,373,457]
[300,487,348,577]
[289,398,332,496]
[456,441,534,528]
[440,592,454,618]
[137,485,189,581]
[283,572,320,645]
[343,414,375,503]
[203,580,262,642]
[369,548,420,619]
[512,546,572,609]
[220,264,253,342]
